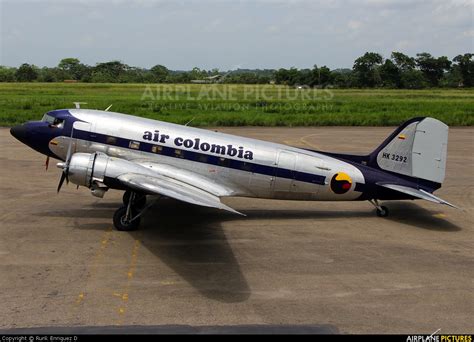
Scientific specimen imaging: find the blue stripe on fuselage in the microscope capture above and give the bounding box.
[72,129,327,186]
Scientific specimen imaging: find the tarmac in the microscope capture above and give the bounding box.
[0,126,472,334]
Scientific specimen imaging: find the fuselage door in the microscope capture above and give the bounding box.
[274,150,297,192]
[72,120,93,152]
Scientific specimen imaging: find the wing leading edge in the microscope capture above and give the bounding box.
[377,183,459,209]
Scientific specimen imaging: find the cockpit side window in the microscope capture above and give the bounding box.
[42,114,55,124]
[52,118,64,128]
[42,114,64,128]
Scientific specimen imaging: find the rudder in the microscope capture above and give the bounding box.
[369,117,448,184]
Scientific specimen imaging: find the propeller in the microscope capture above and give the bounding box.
[56,126,74,193]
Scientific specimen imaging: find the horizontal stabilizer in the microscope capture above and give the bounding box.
[377,183,459,209]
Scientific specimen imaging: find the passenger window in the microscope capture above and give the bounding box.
[197,154,208,163]
[151,145,162,153]
[242,162,252,171]
[106,136,117,145]
[129,141,140,150]
[218,157,230,167]
[175,149,184,158]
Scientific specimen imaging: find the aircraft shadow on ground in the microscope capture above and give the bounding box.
[36,199,252,303]
[380,201,462,232]
[36,197,463,233]
[133,200,251,303]
[34,198,461,303]
[141,199,461,232]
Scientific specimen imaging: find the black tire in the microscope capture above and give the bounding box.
[376,206,389,217]
[123,191,147,209]
[113,206,141,231]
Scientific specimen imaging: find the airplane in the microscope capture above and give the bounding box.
[10,108,457,231]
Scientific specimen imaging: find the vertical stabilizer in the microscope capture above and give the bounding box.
[371,117,448,184]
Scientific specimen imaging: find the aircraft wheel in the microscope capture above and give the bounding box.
[123,191,147,209]
[376,206,389,217]
[113,206,140,231]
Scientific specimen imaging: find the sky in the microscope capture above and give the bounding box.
[0,0,473,70]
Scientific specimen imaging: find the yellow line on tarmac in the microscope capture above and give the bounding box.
[299,133,321,150]
[74,227,114,306]
[284,133,321,150]
[115,238,141,325]
[283,139,302,147]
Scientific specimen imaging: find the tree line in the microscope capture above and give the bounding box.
[0,52,472,88]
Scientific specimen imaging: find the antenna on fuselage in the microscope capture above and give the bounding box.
[105,104,113,111]
[185,117,195,126]
[73,102,87,109]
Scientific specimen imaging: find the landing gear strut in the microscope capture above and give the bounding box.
[123,190,147,209]
[113,191,149,231]
[369,199,389,217]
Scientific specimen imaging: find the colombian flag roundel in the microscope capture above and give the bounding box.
[330,172,352,194]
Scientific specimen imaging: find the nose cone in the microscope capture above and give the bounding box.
[10,124,28,143]
[10,121,64,158]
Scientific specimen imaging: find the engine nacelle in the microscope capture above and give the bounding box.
[67,152,153,191]
[68,152,109,188]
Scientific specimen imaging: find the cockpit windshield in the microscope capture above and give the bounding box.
[41,114,55,124]
[42,113,64,128]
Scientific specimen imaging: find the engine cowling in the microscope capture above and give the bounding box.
[66,152,154,197]
[68,152,109,188]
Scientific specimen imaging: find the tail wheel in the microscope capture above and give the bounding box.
[113,206,140,231]
[376,206,389,217]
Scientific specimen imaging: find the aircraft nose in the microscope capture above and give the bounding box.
[10,124,28,143]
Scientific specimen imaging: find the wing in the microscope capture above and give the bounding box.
[377,183,459,209]
[117,171,244,216]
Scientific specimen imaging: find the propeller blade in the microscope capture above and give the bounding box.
[57,126,75,193]
[57,172,66,193]
[45,156,50,171]
[65,128,74,165]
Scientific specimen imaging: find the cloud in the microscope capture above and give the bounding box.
[395,40,415,50]
[463,29,474,37]
[265,25,280,34]
[347,20,363,30]
[86,9,104,20]
[1,0,473,69]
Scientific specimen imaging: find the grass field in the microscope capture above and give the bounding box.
[0,83,473,126]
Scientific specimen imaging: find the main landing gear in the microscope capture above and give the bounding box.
[369,199,389,217]
[113,190,149,231]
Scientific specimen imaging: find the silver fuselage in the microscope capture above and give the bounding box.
[48,109,365,201]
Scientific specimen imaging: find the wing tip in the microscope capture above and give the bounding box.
[220,205,246,216]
